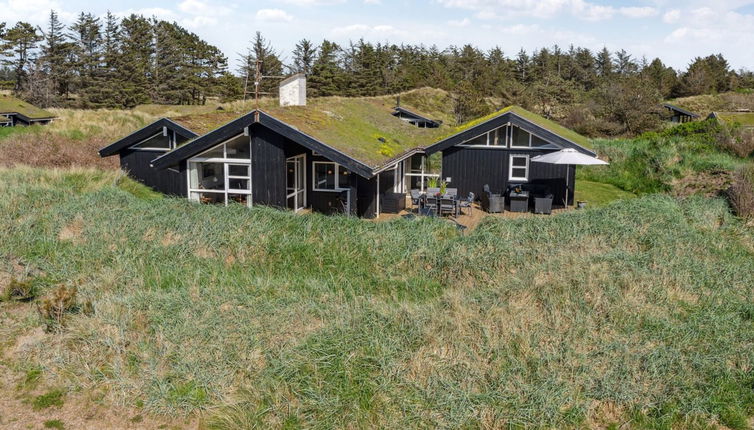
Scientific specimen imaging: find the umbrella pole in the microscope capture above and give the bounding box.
[564,164,569,209]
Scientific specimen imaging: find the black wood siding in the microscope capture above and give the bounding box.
[120,149,186,196]
[357,176,378,218]
[251,125,287,208]
[442,146,576,206]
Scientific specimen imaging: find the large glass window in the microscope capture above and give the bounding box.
[509,155,529,181]
[313,161,349,191]
[511,127,530,148]
[131,132,172,151]
[187,136,252,207]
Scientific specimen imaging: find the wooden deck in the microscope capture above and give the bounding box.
[375,202,568,231]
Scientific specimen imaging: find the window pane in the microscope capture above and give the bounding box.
[492,127,506,146]
[228,194,249,206]
[175,133,191,147]
[511,167,527,179]
[228,178,249,190]
[314,163,336,189]
[338,167,350,189]
[228,164,249,177]
[225,134,251,159]
[512,126,530,147]
[410,155,422,173]
[198,192,224,205]
[196,162,225,190]
[132,132,171,150]
[531,134,550,147]
[463,133,488,146]
[199,143,225,159]
[512,156,527,167]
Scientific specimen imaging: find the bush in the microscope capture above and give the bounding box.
[728,164,754,218]
[1,278,38,302]
[37,285,93,331]
[716,125,754,158]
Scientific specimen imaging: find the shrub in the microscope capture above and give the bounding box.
[728,164,754,218]
[1,278,38,302]
[32,389,65,410]
[716,125,754,158]
[43,420,65,429]
[37,285,93,331]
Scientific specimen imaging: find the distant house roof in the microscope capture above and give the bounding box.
[99,118,198,157]
[663,103,700,118]
[708,111,754,127]
[392,106,441,128]
[0,94,55,121]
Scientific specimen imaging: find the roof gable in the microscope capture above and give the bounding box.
[425,106,594,156]
[392,106,441,127]
[99,118,198,157]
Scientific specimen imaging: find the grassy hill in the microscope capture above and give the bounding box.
[668,90,754,117]
[1,168,754,429]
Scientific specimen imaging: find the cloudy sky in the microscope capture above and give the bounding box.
[3,0,753,71]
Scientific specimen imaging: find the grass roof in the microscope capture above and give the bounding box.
[713,111,754,127]
[169,88,591,168]
[0,94,55,119]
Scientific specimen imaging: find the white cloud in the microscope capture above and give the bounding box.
[619,6,657,18]
[448,18,470,27]
[178,0,231,17]
[663,9,681,24]
[255,8,294,22]
[364,0,382,4]
[278,0,346,5]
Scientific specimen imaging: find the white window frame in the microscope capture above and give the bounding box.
[312,161,350,192]
[509,154,530,181]
[186,135,253,207]
[404,155,440,192]
[460,124,511,148]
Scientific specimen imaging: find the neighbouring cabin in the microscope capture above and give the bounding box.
[663,103,699,123]
[99,118,198,196]
[708,111,754,129]
[424,106,595,206]
[0,95,55,126]
[100,84,592,218]
[392,106,441,128]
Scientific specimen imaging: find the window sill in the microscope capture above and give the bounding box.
[312,188,349,193]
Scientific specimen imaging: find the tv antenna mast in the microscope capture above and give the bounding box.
[242,59,286,109]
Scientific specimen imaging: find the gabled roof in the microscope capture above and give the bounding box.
[708,111,754,127]
[663,103,700,118]
[425,105,594,156]
[0,94,55,121]
[151,110,377,178]
[99,118,198,157]
[392,106,441,127]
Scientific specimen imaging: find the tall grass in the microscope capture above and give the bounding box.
[1,167,754,429]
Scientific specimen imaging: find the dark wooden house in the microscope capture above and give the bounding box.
[100,86,593,218]
[392,106,441,128]
[424,106,595,206]
[663,103,699,123]
[99,118,198,196]
[0,95,55,126]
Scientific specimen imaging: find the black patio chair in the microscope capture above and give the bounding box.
[409,189,423,213]
[439,197,456,217]
[459,192,474,215]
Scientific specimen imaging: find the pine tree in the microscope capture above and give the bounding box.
[614,49,637,76]
[118,14,153,108]
[99,12,122,108]
[309,39,343,97]
[37,10,75,105]
[291,39,317,75]
[0,22,42,92]
[238,31,283,99]
[70,12,104,107]
[515,48,530,82]
[596,47,613,78]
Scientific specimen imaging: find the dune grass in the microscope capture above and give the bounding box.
[1,167,753,428]
[574,180,635,206]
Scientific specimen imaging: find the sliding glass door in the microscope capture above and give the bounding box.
[286,154,306,212]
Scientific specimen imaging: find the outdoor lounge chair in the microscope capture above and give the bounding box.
[534,193,554,214]
[381,192,406,213]
[481,184,504,213]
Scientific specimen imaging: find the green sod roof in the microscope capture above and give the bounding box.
[171,88,591,168]
[0,94,55,120]
[712,111,754,127]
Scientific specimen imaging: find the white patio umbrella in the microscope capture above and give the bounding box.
[530,148,608,208]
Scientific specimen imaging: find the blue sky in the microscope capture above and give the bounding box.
[3,0,753,71]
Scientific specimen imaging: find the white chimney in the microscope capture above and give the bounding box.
[279,73,307,107]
